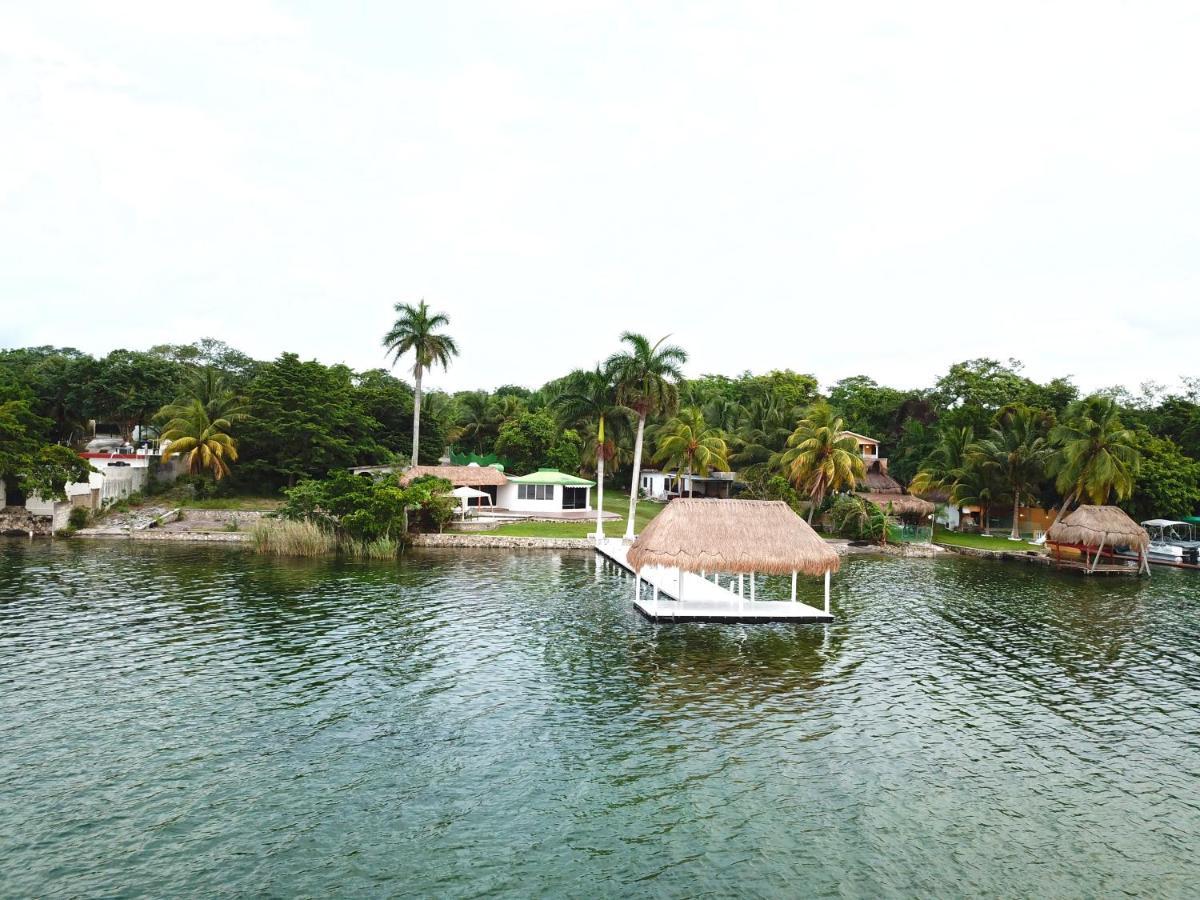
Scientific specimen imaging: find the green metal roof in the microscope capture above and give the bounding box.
[506,468,595,487]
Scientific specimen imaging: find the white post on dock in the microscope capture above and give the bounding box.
[750,571,756,603]
[634,571,640,603]
[653,582,659,614]
[677,567,684,602]
[738,573,743,597]
[824,569,831,614]
[791,571,797,604]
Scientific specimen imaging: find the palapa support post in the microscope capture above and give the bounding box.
[790,571,797,604]
[749,571,756,603]
[824,569,831,614]
[1090,536,1106,574]
[738,573,743,597]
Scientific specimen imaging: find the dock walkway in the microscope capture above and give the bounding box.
[595,538,833,623]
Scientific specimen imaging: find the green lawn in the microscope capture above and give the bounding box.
[487,491,665,539]
[177,496,282,511]
[934,526,1043,554]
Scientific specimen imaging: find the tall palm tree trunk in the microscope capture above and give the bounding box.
[411,366,423,466]
[594,415,606,540]
[1048,488,1079,531]
[625,414,646,541]
[595,452,605,539]
[687,462,694,498]
[807,477,826,523]
[1010,493,1022,541]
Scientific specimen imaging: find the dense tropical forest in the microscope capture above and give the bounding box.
[2,316,1199,529]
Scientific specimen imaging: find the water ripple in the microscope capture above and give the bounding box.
[1,540,1199,897]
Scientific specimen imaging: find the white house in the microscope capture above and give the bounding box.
[22,446,181,528]
[638,469,736,500]
[495,469,594,512]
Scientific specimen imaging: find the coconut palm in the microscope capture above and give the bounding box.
[652,407,730,498]
[949,459,1008,536]
[159,368,248,429]
[910,425,975,497]
[972,405,1054,540]
[455,391,497,454]
[776,403,866,522]
[383,300,458,466]
[731,396,799,474]
[1047,396,1141,528]
[158,399,238,480]
[554,368,630,538]
[605,333,688,540]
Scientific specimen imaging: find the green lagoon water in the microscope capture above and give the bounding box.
[2,540,1198,897]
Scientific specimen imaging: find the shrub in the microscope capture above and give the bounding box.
[828,495,888,543]
[68,506,90,530]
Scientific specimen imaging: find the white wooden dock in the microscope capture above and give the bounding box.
[595,539,833,623]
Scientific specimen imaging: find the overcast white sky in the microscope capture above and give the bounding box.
[2,2,1197,395]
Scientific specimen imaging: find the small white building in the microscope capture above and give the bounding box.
[638,469,735,500]
[496,469,594,512]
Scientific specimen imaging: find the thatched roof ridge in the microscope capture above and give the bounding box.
[861,470,902,492]
[627,498,840,577]
[1045,505,1149,550]
[399,464,507,487]
[858,492,935,517]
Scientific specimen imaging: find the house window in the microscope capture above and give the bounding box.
[518,484,553,501]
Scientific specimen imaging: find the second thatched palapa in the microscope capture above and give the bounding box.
[1045,505,1149,551]
[627,498,841,577]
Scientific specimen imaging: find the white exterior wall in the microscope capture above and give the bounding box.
[935,504,961,529]
[23,496,73,530]
[639,472,669,499]
[496,482,591,512]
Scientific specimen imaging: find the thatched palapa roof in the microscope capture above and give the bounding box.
[861,469,903,492]
[858,493,935,517]
[399,464,507,487]
[627,498,841,577]
[1045,505,1149,551]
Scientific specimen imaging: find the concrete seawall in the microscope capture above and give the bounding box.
[74,529,249,544]
[939,544,1050,566]
[410,533,593,551]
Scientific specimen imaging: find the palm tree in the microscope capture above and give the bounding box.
[1047,396,1141,528]
[158,399,238,480]
[455,392,496,454]
[949,459,1008,536]
[554,368,629,538]
[910,425,974,494]
[160,368,248,429]
[653,407,730,498]
[972,405,1054,540]
[775,403,866,522]
[605,333,688,540]
[731,396,799,474]
[383,300,458,466]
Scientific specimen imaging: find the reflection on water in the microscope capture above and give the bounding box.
[1,540,1198,897]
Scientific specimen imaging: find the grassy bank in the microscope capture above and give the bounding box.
[179,496,282,511]
[487,492,665,539]
[934,526,1043,553]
